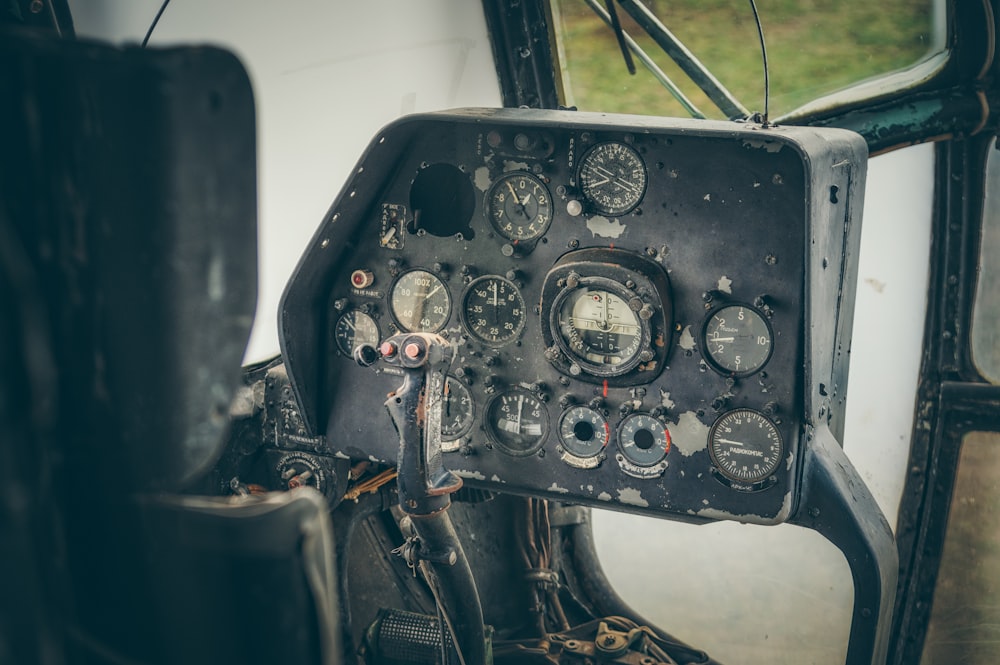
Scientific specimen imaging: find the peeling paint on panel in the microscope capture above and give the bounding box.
[455,469,487,480]
[672,411,709,457]
[743,139,784,153]
[703,194,711,202]
[597,491,612,501]
[786,450,795,471]
[547,482,570,494]
[717,275,733,293]
[587,216,627,239]
[659,389,675,410]
[474,166,491,191]
[334,451,350,460]
[617,487,649,507]
[678,325,696,351]
[491,474,502,483]
[502,160,529,172]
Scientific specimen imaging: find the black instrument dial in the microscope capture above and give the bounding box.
[578,141,647,216]
[486,172,553,241]
[485,387,549,456]
[709,408,783,487]
[617,413,671,466]
[558,406,609,459]
[334,310,380,356]
[461,276,526,346]
[703,304,773,376]
[441,375,475,444]
[389,269,451,332]
[554,277,649,377]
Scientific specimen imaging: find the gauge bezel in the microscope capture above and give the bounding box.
[484,387,550,457]
[701,303,774,378]
[557,405,610,459]
[616,413,671,467]
[388,268,452,333]
[333,309,381,357]
[550,275,651,378]
[485,171,554,241]
[708,408,783,490]
[577,141,648,216]
[460,275,527,347]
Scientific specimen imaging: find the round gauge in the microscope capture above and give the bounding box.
[486,172,553,241]
[389,269,451,332]
[558,406,610,459]
[703,304,773,376]
[709,408,783,486]
[578,141,647,216]
[617,413,671,467]
[484,387,549,456]
[334,310,380,356]
[461,276,526,346]
[554,278,649,376]
[441,375,475,442]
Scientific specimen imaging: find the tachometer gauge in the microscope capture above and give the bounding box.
[703,304,773,376]
[709,408,783,489]
[617,413,670,467]
[558,406,609,459]
[486,172,553,241]
[578,141,647,216]
[553,277,649,377]
[441,375,475,446]
[485,387,549,456]
[461,276,526,346]
[389,269,451,332]
[334,310,380,356]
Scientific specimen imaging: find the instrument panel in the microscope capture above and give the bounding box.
[279,108,866,525]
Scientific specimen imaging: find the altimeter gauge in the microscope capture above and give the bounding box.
[486,172,553,241]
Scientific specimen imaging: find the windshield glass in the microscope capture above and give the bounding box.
[552,0,943,118]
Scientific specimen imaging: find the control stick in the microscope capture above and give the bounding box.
[356,333,487,665]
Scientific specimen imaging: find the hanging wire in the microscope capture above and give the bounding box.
[747,0,770,125]
[141,0,172,48]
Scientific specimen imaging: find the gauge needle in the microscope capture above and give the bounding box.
[516,395,523,433]
[507,181,528,218]
[717,437,745,446]
[344,318,356,332]
[712,336,735,342]
[425,283,442,299]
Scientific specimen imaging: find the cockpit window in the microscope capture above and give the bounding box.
[551,0,943,119]
[973,148,1000,384]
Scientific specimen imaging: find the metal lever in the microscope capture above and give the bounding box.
[355,332,463,515]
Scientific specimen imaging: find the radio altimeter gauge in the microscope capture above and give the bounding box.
[461,276,526,346]
[485,387,549,456]
[703,304,773,377]
[578,141,647,216]
[486,172,553,241]
[709,408,783,491]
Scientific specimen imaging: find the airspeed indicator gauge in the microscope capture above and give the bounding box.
[578,141,647,216]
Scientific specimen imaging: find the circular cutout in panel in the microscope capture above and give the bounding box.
[409,163,476,239]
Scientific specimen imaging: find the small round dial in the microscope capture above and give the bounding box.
[389,269,451,332]
[485,387,549,456]
[558,406,610,459]
[461,276,526,346]
[578,141,647,216]
[709,409,783,487]
[703,304,773,376]
[441,375,475,443]
[617,413,671,466]
[334,310,380,356]
[554,278,648,376]
[486,172,553,241]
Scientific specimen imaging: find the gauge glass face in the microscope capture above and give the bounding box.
[389,269,451,332]
[558,406,609,458]
[617,413,670,466]
[578,142,647,216]
[485,387,549,456]
[487,172,553,241]
[441,376,474,442]
[557,286,643,373]
[703,305,773,376]
[709,408,783,485]
[462,276,526,346]
[334,310,380,356]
